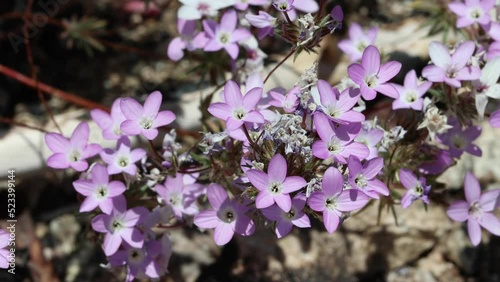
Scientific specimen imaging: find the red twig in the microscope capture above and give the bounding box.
[0,64,110,112]
[23,0,63,133]
[0,117,49,133]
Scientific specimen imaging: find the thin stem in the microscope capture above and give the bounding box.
[263,48,296,84]
[0,64,110,112]
[148,140,164,162]
[0,117,49,133]
[283,11,294,26]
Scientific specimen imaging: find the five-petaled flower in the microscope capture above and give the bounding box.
[338,23,378,62]
[73,163,127,214]
[448,0,495,28]
[316,80,364,124]
[45,122,102,172]
[348,45,402,100]
[202,10,251,59]
[398,169,431,209]
[100,137,147,176]
[91,199,149,256]
[308,167,370,233]
[422,41,481,88]
[347,155,389,199]
[392,70,432,111]
[246,154,307,212]
[193,184,255,245]
[120,91,176,140]
[447,172,500,246]
[261,194,311,238]
[207,80,265,131]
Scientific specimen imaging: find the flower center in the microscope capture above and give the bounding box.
[219,32,230,45]
[469,8,482,19]
[113,125,122,135]
[325,197,337,210]
[127,248,145,264]
[111,218,124,232]
[468,201,483,220]
[328,107,341,119]
[356,41,367,52]
[168,193,181,206]
[412,184,424,196]
[269,182,282,194]
[233,108,246,120]
[140,117,154,130]
[327,139,343,154]
[218,207,237,223]
[274,1,290,11]
[96,185,108,199]
[451,135,466,149]
[365,75,379,88]
[405,90,417,103]
[68,150,81,162]
[118,157,129,167]
[355,174,368,188]
[286,208,295,219]
[447,66,458,78]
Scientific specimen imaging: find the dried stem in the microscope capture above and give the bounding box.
[0,64,110,112]
[0,117,49,133]
[263,48,296,84]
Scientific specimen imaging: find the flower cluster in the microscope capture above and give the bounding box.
[41,1,500,280]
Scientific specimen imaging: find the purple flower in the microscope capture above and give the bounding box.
[419,149,454,175]
[0,229,9,269]
[308,167,370,233]
[272,0,319,21]
[45,122,102,171]
[338,23,378,62]
[328,5,344,32]
[245,11,278,39]
[100,137,147,175]
[398,169,431,208]
[348,45,402,100]
[207,80,265,131]
[448,0,495,28]
[317,81,365,124]
[312,113,369,164]
[354,123,384,160]
[246,154,307,212]
[146,234,172,278]
[193,184,255,246]
[261,194,311,238]
[154,173,204,219]
[120,91,176,140]
[91,98,127,140]
[447,172,500,246]
[473,57,500,119]
[269,86,300,113]
[202,10,251,59]
[91,199,149,256]
[177,0,235,20]
[168,20,204,61]
[347,155,389,199]
[490,109,500,128]
[392,70,432,111]
[422,41,481,88]
[108,241,159,281]
[438,118,482,158]
[73,163,126,214]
